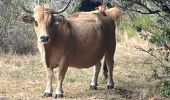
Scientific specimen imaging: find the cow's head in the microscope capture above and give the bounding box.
[22,0,71,43]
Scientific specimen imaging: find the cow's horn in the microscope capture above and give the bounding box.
[52,0,71,14]
[21,5,33,13]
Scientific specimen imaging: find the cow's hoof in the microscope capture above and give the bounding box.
[55,94,64,98]
[90,85,97,90]
[43,92,52,97]
[107,85,114,90]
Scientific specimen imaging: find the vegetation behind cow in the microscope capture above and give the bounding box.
[0,0,36,54]
[117,0,170,97]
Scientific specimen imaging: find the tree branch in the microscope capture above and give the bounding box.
[132,0,161,14]
[127,8,160,14]
[135,46,166,67]
[151,0,161,8]
[112,1,160,14]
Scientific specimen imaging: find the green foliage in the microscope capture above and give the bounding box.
[138,18,170,97]
[134,15,153,29]
[149,64,170,97]
[159,80,170,97]
[120,14,154,38]
[67,0,82,14]
[72,2,81,13]
[0,0,37,54]
[145,32,170,98]
[0,17,8,27]
[150,30,170,46]
[120,19,136,37]
[132,14,170,47]
[119,0,170,97]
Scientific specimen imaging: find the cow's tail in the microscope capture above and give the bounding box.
[103,58,108,79]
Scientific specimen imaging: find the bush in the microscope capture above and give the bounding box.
[0,0,37,54]
[116,0,170,97]
[0,24,37,54]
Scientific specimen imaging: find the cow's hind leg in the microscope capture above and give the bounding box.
[105,40,116,90]
[44,68,53,97]
[90,61,101,90]
[105,56,114,90]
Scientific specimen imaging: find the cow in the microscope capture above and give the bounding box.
[21,0,117,98]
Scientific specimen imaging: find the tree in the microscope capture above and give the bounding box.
[113,0,170,97]
[0,0,37,54]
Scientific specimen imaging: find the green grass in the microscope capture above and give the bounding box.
[119,15,136,38]
[119,14,155,38]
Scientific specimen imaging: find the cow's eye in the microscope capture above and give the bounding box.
[34,21,38,27]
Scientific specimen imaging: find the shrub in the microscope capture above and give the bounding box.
[0,0,37,54]
[115,0,170,97]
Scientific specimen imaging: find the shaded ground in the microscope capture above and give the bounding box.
[0,37,168,100]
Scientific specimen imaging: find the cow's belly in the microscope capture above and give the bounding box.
[48,48,104,68]
[69,43,105,68]
[70,53,104,68]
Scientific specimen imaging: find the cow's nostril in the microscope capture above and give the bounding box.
[40,36,43,39]
[46,36,49,40]
[39,35,50,42]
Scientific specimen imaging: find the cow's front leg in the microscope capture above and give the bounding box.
[55,57,68,98]
[44,67,53,97]
[90,62,101,90]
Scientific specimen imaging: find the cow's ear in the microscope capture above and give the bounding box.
[53,15,65,24]
[22,15,35,23]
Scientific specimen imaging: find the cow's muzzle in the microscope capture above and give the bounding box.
[38,35,50,43]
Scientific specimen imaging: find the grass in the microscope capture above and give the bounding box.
[119,14,156,38]
[0,37,168,100]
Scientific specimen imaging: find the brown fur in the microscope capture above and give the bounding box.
[23,4,118,97]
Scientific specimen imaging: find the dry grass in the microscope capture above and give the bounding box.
[0,37,168,100]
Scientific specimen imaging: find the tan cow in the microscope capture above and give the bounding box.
[22,0,117,98]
